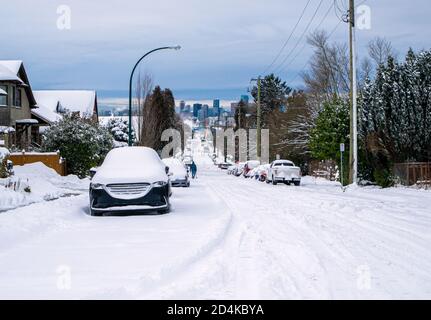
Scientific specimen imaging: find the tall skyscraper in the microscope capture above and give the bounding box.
[193,103,202,118]
[179,100,186,113]
[213,99,221,119]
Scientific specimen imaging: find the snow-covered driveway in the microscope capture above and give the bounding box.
[0,152,430,299]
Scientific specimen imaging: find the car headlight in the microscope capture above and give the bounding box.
[153,181,168,187]
[90,183,104,190]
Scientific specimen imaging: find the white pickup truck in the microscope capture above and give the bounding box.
[266,160,301,186]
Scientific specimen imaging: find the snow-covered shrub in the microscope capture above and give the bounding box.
[0,147,11,178]
[42,115,113,178]
[105,118,135,145]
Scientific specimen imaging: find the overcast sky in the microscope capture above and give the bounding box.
[1,0,430,95]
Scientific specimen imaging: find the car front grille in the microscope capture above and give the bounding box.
[106,183,151,198]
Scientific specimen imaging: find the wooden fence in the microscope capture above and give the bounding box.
[393,162,431,187]
[9,151,67,176]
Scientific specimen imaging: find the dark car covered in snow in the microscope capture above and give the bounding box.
[89,147,171,216]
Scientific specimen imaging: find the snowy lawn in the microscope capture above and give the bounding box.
[0,162,88,212]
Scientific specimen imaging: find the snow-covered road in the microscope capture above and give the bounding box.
[1,146,430,299]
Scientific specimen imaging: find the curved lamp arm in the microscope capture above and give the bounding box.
[128,46,181,146]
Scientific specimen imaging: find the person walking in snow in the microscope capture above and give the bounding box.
[191,161,197,179]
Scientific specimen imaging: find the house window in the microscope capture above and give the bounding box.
[13,87,22,108]
[0,85,7,107]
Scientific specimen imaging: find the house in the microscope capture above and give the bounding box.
[0,60,100,149]
[31,90,99,145]
[0,60,38,149]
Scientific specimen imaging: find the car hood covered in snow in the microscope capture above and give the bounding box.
[92,147,168,185]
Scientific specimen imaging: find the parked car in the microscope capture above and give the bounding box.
[243,160,261,178]
[257,164,270,182]
[218,162,231,170]
[233,162,246,177]
[163,158,190,187]
[89,147,172,216]
[266,160,301,186]
[183,155,193,166]
[227,165,236,175]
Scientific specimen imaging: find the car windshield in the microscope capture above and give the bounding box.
[274,162,294,167]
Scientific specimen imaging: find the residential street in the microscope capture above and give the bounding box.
[1,141,430,299]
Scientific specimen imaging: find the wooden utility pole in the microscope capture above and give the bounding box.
[256,77,262,162]
[348,0,358,184]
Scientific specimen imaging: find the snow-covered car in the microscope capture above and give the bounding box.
[218,162,231,170]
[183,155,193,166]
[163,158,190,187]
[243,160,261,178]
[227,165,236,175]
[232,162,246,177]
[266,160,301,186]
[89,147,171,216]
[257,164,270,182]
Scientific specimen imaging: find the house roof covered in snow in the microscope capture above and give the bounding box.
[0,60,37,107]
[31,104,62,125]
[0,60,25,83]
[33,90,98,119]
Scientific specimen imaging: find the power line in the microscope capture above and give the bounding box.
[262,0,312,75]
[272,0,325,74]
[281,1,336,76]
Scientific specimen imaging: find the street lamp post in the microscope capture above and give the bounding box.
[128,46,181,146]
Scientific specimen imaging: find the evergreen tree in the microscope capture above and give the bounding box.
[141,86,182,153]
[359,48,431,186]
[309,98,350,185]
[106,118,135,144]
[251,74,291,125]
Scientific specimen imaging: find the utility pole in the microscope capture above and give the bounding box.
[348,0,358,184]
[251,77,262,162]
[257,77,262,162]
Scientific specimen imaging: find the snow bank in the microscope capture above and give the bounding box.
[0,162,88,212]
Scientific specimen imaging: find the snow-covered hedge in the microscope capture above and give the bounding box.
[105,118,135,144]
[42,115,113,178]
[0,147,10,178]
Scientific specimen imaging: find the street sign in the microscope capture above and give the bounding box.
[340,143,345,152]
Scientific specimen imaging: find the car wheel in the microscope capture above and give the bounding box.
[90,209,103,217]
[272,176,277,185]
[158,207,171,214]
[294,181,301,186]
